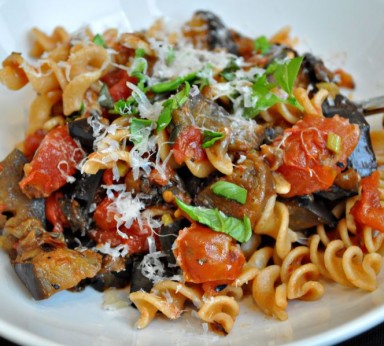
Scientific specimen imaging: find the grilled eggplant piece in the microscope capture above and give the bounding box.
[0,149,45,244]
[90,255,133,292]
[322,94,377,177]
[68,117,95,152]
[159,219,189,265]
[195,152,275,228]
[185,10,237,54]
[129,255,153,293]
[173,94,264,152]
[299,53,335,86]
[282,195,338,231]
[13,227,101,300]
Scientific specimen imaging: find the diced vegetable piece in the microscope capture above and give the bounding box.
[19,125,84,198]
[173,223,245,283]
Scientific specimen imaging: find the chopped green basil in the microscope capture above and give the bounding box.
[244,57,304,118]
[93,34,106,48]
[151,72,197,93]
[220,58,240,81]
[210,181,247,204]
[254,35,270,55]
[130,118,153,145]
[157,82,191,131]
[176,198,252,243]
[202,130,224,148]
[135,48,146,58]
[273,56,304,96]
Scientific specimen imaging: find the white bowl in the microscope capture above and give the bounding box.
[1,1,384,345]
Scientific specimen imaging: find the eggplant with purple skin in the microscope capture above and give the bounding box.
[13,226,101,300]
[195,152,275,228]
[68,115,96,152]
[90,255,133,292]
[185,11,237,54]
[0,149,45,251]
[322,94,377,178]
[282,195,338,231]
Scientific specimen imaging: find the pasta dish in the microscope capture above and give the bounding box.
[0,10,383,335]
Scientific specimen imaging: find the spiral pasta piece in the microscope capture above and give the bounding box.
[197,296,240,335]
[129,280,203,329]
[254,195,297,260]
[252,265,288,321]
[280,246,324,301]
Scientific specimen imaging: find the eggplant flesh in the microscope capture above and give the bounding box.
[283,195,338,231]
[193,11,237,54]
[322,94,377,177]
[0,149,45,240]
[13,228,101,300]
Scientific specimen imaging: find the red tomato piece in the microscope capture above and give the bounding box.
[173,223,245,283]
[148,165,174,186]
[23,129,47,159]
[45,191,69,233]
[93,196,118,230]
[92,196,151,254]
[100,69,137,102]
[19,125,84,198]
[275,115,360,197]
[350,171,384,232]
[102,169,114,185]
[172,126,208,165]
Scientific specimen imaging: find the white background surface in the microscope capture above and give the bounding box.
[1,0,384,345]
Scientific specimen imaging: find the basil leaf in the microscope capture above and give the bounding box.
[157,82,191,131]
[202,130,224,148]
[254,35,270,55]
[135,48,146,58]
[93,34,106,47]
[130,118,153,145]
[98,84,114,109]
[220,58,240,81]
[210,181,247,204]
[176,199,252,243]
[273,56,303,95]
[157,105,172,131]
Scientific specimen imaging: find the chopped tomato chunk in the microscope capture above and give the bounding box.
[45,191,69,233]
[350,171,384,232]
[23,129,46,159]
[173,223,245,283]
[148,165,174,186]
[92,196,151,254]
[275,115,360,197]
[100,69,137,102]
[172,126,207,165]
[19,125,83,198]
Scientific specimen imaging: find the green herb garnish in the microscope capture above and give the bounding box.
[202,130,225,148]
[151,72,197,93]
[157,82,191,131]
[130,118,153,145]
[243,56,304,118]
[176,198,252,243]
[93,34,106,48]
[254,35,270,55]
[210,181,247,205]
[326,132,341,154]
